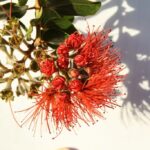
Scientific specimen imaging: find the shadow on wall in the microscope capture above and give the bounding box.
[98,0,150,123]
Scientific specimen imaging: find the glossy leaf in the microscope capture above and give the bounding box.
[42,29,65,44]
[0,3,28,19]
[40,15,76,43]
[46,0,101,16]
[18,0,28,6]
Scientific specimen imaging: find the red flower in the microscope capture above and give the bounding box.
[57,56,69,69]
[65,32,84,49]
[19,87,81,137]
[73,30,115,74]
[74,54,87,67]
[52,76,66,90]
[68,68,79,78]
[18,29,124,137]
[39,59,56,77]
[69,79,83,92]
[55,92,69,101]
[57,44,69,56]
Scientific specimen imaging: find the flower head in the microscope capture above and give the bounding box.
[69,79,83,92]
[19,29,124,137]
[39,59,56,77]
[68,68,79,78]
[74,54,87,67]
[52,76,66,90]
[57,44,69,56]
[65,32,84,49]
[57,56,69,69]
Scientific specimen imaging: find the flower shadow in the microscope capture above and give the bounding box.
[98,0,150,123]
[56,147,78,150]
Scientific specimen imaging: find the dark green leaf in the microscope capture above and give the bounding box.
[41,7,61,25]
[26,25,33,40]
[54,16,74,29]
[39,15,76,43]
[39,0,47,7]
[18,0,28,6]
[0,3,28,19]
[41,28,66,44]
[46,0,101,16]
[41,21,76,44]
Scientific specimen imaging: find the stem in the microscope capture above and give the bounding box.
[35,0,42,39]
[10,0,12,19]
[27,7,40,10]
[25,70,36,82]
[9,101,22,128]
[0,62,9,70]
[6,75,13,89]
[1,37,32,60]
[35,0,41,13]
[0,4,9,18]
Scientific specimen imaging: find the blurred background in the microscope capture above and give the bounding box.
[0,0,150,150]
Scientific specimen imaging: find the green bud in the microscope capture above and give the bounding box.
[0,89,14,102]
[0,71,4,78]
[13,63,25,77]
[16,85,25,96]
[0,36,2,44]
[28,82,41,97]
[30,60,39,72]
[33,49,46,59]
[30,82,41,92]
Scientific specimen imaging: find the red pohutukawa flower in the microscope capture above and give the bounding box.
[69,79,83,92]
[39,59,56,77]
[65,32,84,49]
[52,76,66,90]
[74,54,88,67]
[57,56,69,69]
[57,44,69,56]
[20,29,124,137]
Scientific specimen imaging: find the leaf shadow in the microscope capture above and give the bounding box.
[99,0,150,124]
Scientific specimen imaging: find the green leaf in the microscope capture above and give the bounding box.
[41,21,76,44]
[39,15,76,43]
[39,0,48,7]
[36,0,101,26]
[0,3,28,19]
[41,7,61,25]
[41,28,66,44]
[54,16,74,29]
[26,25,33,40]
[18,0,28,6]
[46,0,101,16]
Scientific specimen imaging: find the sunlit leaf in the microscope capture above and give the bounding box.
[18,0,28,6]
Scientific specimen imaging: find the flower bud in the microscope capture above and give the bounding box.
[65,32,84,49]
[57,56,69,69]
[0,89,14,102]
[69,79,83,92]
[57,44,69,56]
[74,55,87,67]
[52,76,66,90]
[68,68,79,78]
[39,59,56,77]
[13,63,25,77]
[30,60,39,72]
[0,71,4,78]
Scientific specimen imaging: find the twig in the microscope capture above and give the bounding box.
[10,0,12,19]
